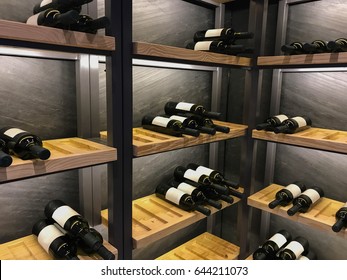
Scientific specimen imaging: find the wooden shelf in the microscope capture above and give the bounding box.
[252,127,347,154]
[156,232,240,260]
[0,234,118,260]
[0,19,115,53]
[247,184,347,239]
[101,121,247,157]
[101,189,243,249]
[133,42,252,67]
[0,137,117,182]
[257,52,347,68]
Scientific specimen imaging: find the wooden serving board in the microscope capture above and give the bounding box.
[247,184,347,239]
[156,232,240,260]
[0,234,118,260]
[252,127,347,154]
[0,137,117,182]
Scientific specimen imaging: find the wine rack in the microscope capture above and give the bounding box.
[101,121,247,157]
[0,137,117,182]
[156,232,240,260]
[0,234,118,260]
[247,184,347,239]
[101,188,243,249]
[252,127,347,154]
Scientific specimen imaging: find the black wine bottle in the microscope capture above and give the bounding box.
[164,101,222,120]
[69,15,110,34]
[155,183,211,216]
[221,44,246,55]
[193,28,254,44]
[281,42,307,55]
[327,38,347,52]
[33,0,92,14]
[32,219,79,260]
[142,115,200,137]
[274,116,312,134]
[287,187,324,216]
[44,200,115,260]
[183,114,230,133]
[332,202,347,232]
[26,8,79,28]
[0,139,12,167]
[277,236,309,260]
[168,179,222,209]
[0,127,50,160]
[164,115,216,135]
[252,229,292,260]
[256,114,289,131]
[303,40,329,53]
[186,40,227,54]
[268,182,306,209]
[298,250,317,260]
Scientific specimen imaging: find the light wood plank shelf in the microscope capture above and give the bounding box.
[0,137,117,182]
[156,232,240,260]
[257,52,347,68]
[102,189,243,249]
[101,121,247,157]
[252,127,347,154]
[248,184,347,239]
[133,42,252,67]
[0,234,118,260]
[0,19,115,53]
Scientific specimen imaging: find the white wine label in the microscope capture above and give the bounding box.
[194,41,213,51]
[183,169,201,183]
[205,28,224,38]
[284,241,304,259]
[303,189,321,203]
[275,114,289,123]
[40,0,53,7]
[269,233,287,248]
[176,102,194,111]
[152,116,171,127]
[169,115,186,123]
[195,166,213,176]
[177,182,195,195]
[3,128,26,138]
[52,205,79,227]
[298,255,309,260]
[165,188,184,205]
[285,184,303,198]
[291,117,307,128]
[26,13,40,25]
[37,224,64,253]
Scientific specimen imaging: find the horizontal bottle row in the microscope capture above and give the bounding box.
[282,38,347,55]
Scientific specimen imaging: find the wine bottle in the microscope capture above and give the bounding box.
[164,115,216,135]
[332,202,347,232]
[26,8,79,28]
[182,113,230,133]
[168,179,222,209]
[273,116,312,134]
[277,236,309,260]
[33,0,93,14]
[303,40,329,54]
[44,200,115,260]
[164,101,222,120]
[186,40,227,54]
[281,42,307,55]
[327,38,347,52]
[287,187,324,216]
[298,251,317,260]
[69,15,110,34]
[32,219,79,260]
[0,127,50,160]
[155,183,211,216]
[221,44,246,55]
[256,114,289,131]
[0,139,12,167]
[268,182,306,209]
[193,28,254,44]
[252,229,292,260]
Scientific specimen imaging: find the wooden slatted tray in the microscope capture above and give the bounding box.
[133,42,252,67]
[0,137,117,182]
[102,189,243,249]
[257,52,347,68]
[0,19,115,53]
[0,234,118,260]
[248,184,347,239]
[156,232,240,260]
[101,121,247,157]
[252,127,347,154]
